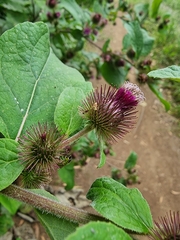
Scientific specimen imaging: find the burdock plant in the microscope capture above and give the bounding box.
[79,81,145,142]
[18,123,66,187]
[18,82,145,187]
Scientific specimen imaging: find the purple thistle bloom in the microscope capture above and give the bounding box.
[149,211,180,240]
[54,12,61,19]
[79,82,145,143]
[83,27,92,36]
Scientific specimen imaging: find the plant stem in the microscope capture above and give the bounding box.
[1,184,105,224]
[59,126,93,150]
[86,37,102,51]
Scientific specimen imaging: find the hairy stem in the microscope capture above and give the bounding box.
[1,184,105,224]
[59,126,93,150]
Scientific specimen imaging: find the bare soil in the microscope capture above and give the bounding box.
[2,18,180,240]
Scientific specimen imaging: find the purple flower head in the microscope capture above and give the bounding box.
[47,0,57,8]
[79,82,145,143]
[83,27,92,36]
[47,12,53,21]
[100,18,108,27]
[92,13,101,24]
[54,12,61,18]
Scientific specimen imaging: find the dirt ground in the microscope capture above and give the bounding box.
[1,18,180,240]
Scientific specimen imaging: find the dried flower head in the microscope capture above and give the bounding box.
[149,211,180,240]
[79,82,145,142]
[18,123,64,174]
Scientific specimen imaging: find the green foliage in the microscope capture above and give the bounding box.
[66,222,132,240]
[124,151,137,170]
[98,141,106,168]
[58,162,75,190]
[54,87,91,136]
[0,1,175,239]
[0,195,21,215]
[150,0,163,18]
[112,151,139,186]
[148,65,180,81]
[87,177,153,233]
[123,20,154,59]
[0,139,23,191]
[100,61,128,88]
[0,21,92,140]
[148,65,180,117]
[148,83,171,111]
[32,189,78,239]
[0,212,14,236]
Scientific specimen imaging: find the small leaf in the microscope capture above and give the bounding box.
[58,162,75,190]
[31,189,78,240]
[122,34,131,50]
[102,39,110,53]
[150,0,163,18]
[124,151,137,170]
[0,194,21,215]
[100,62,127,88]
[123,21,143,59]
[54,87,89,136]
[123,21,154,58]
[93,1,107,18]
[148,65,180,82]
[134,3,149,23]
[66,221,132,240]
[148,83,171,111]
[87,177,153,233]
[0,139,24,191]
[141,28,154,56]
[60,0,89,24]
[97,141,106,168]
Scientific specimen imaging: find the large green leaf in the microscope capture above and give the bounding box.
[100,62,127,88]
[66,222,132,240]
[0,117,9,138]
[54,87,89,136]
[148,65,180,82]
[31,189,78,240]
[0,139,23,191]
[0,22,92,139]
[87,177,153,233]
[150,0,163,18]
[148,83,170,111]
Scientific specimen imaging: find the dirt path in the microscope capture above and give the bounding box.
[75,18,180,222]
